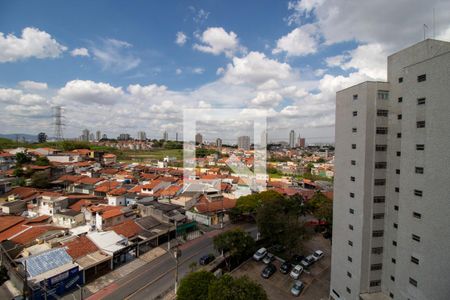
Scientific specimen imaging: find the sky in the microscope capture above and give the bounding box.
[0,0,449,143]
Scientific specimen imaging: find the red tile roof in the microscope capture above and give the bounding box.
[103,153,116,158]
[69,199,93,212]
[159,185,182,197]
[25,215,51,224]
[94,181,121,193]
[108,187,127,196]
[63,236,99,259]
[4,187,39,199]
[142,180,163,190]
[9,225,65,245]
[111,220,141,238]
[195,196,236,213]
[101,208,123,220]
[0,216,25,233]
[77,177,104,185]
[40,191,63,198]
[99,168,119,175]
[140,173,160,180]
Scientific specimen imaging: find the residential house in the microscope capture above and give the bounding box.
[52,209,85,228]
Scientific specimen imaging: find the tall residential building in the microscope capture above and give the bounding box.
[82,129,90,142]
[216,138,222,151]
[102,133,107,140]
[163,131,168,141]
[96,130,101,141]
[89,133,95,142]
[195,133,203,145]
[260,130,268,148]
[289,130,295,148]
[176,132,178,142]
[297,135,305,148]
[118,133,131,141]
[330,39,450,300]
[237,136,250,150]
[137,131,147,141]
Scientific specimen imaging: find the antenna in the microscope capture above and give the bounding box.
[433,8,436,38]
[53,106,64,141]
[423,24,429,40]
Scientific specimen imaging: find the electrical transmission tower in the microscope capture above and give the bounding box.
[53,106,64,141]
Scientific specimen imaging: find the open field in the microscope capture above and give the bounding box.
[122,149,183,161]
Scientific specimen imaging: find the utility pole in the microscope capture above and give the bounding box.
[174,220,179,294]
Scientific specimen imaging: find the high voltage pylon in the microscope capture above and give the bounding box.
[53,106,64,141]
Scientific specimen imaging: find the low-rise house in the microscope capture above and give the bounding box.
[34,192,68,216]
[0,152,15,171]
[106,187,128,206]
[103,153,117,165]
[187,195,236,226]
[140,180,170,195]
[138,201,185,224]
[86,231,131,268]
[0,200,27,214]
[52,209,85,228]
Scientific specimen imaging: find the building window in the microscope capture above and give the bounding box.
[398,77,403,83]
[352,127,357,133]
[393,223,398,229]
[415,167,424,174]
[349,224,354,230]
[353,94,358,100]
[398,97,403,103]
[411,256,419,265]
[350,176,355,182]
[370,264,383,271]
[377,90,389,100]
[353,111,358,117]
[349,208,355,214]
[376,144,387,151]
[396,151,401,157]
[417,121,426,128]
[413,212,422,219]
[414,189,423,197]
[350,192,355,198]
[374,179,386,186]
[397,114,402,120]
[417,74,426,82]
[390,292,394,298]
[370,280,381,287]
[417,98,426,105]
[375,162,387,169]
[348,256,352,262]
[395,187,399,193]
[390,276,395,282]
[392,240,397,246]
[416,144,425,150]
[347,271,352,277]
[377,109,389,117]
[372,230,384,237]
[332,290,341,298]
[396,169,400,174]
[372,247,383,254]
[409,277,418,287]
[373,213,385,219]
[394,205,399,211]
[376,127,388,134]
[351,160,356,165]
[346,287,352,294]
[374,196,386,203]
[392,258,396,264]
[351,144,356,149]
[412,234,421,242]
[397,132,402,138]
[348,240,353,246]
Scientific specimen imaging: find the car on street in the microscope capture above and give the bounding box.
[289,264,304,279]
[261,263,276,279]
[291,280,305,296]
[253,247,267,261]
[280,260,292,274]
[312,250,324,261]
[300,255,315,268]
[262,252,275,264]
[199,254,215,265]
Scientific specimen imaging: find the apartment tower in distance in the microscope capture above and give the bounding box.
[331,39,450,300]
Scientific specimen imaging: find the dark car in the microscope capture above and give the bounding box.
[300,255,315,268]
[199,254,215,265]
[261,263,276,279]
[291,254,305,267]
[280,261,292,274]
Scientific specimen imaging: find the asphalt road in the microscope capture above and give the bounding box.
[97,224,258,300]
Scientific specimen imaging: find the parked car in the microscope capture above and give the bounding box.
[271,244,286,253]
[289,265,304,279]
[261,263,276,279]
[280,261,292,274]
[262,253,275,264]
[291,254,305,267]
[199,254,215,265]
[312,250,324,261]
[253,247,267,261]
[291,280,305,296]
[300,255,315,268]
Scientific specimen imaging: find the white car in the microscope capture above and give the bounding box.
[312,250,324,261]
[253,247,267,261]
[290,264,304,279]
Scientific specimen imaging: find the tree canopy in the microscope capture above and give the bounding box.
[177,271,215,300]
[213,229,255,269]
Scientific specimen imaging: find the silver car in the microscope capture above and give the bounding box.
[291,280,305,296]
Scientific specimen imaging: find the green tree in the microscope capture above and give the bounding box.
[235,190,284,216]
[177,271,216,300]
[16,152,31,165]
[208,275,267,300]
[34,156,50,166]
[213,229,255,270]
[31,171,50,188]
[308,191,333,225]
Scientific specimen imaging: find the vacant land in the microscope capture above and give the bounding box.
[122,149,183,162]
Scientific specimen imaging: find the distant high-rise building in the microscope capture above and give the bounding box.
[330,39,450,300]
[89,133,95,142]
[216,138,222,150]
[195,133,203,145]
[163,131,169,141]
[137,131,147,141]
[102,133,107,140]
[237,136,250,150]
[260,130,268,148]
[96,130,101,141]
[82,129,90,142]
[289,130,295,148]
[37,132,47,143]
[176,132,179,142]
[118,133,131,141]
[297,135,305,148]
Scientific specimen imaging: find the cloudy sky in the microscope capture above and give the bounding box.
[1,0,449,143]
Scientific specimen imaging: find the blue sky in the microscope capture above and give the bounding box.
[1,0,449,142]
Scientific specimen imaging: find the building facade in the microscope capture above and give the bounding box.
[237,136,250,150]
[330,39,450,300]
[289,130,295,148]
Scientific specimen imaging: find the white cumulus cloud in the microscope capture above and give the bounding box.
[193,27,242,57]
[18,80,48,90]
[71,47,89,57]
[273,24,320,56]
[175,32,187,46]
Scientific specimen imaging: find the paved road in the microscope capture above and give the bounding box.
[90,223,258,300]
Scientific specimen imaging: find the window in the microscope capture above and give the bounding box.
[392,240,397,246]
[371,264,383,271]
[376,127,388,134]
[393,223,398,228]
[398,77,403,83]
[392,258,396,264]
[372,230,384,237]
[375,162,387,169]
[372,247,383,254]
[415,167,424,174]
[394,205,399,211]
[409,277,418,287]
[374,179,386,186]
[332,290,340,298]
[370,280,381,287]
[353,111,358,116]
[346,287,351,294]
[351,160,356,165]
[397,132,402,138]
[353,94,358,100]
[350,176,355,182]
[397,114,402,120]
[391,276,395,282]
[373,213,385,219]
[417,121,426,128]
[414,189,423,197]
[349,224,354,230]
[417,98,426,105]
[348,256,352,262]
[347,271,352,278]
[417,74,426,82]
[374,196,386,203]
[351,144,356,149]
[396,151,401,157]
[350,192,355,198]
[412,234,421,242]
[349,208,355,214]
[411,256,419,265]
[398,97,403,103]
[390,292,394,298]
[352,127,357,133]
[377,90,389,100]
[377,109,389,117]
[395,187,399,193]
[396,169,400,174]
[413,212,422,219]
[376,144,387,151]
[348,240,353,246]
[416,144,425,150]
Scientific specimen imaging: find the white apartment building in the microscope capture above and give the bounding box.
[331,39,450,300]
